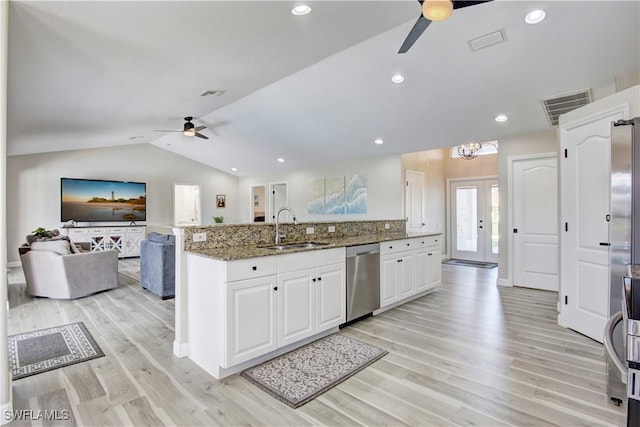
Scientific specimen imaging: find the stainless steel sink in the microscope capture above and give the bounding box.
[260,241,333,251]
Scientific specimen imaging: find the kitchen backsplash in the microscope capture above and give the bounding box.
[183,220,406,251]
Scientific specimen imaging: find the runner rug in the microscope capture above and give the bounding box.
[443,259,498,269]
[8,322,104,380]
[241,334,387,408]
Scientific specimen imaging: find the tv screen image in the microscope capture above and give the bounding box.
[61,178,146,222]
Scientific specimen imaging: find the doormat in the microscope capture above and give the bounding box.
[241,334,387,408]
[443,259,498,269]
[8,322,104,380]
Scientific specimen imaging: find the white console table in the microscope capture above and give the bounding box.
[64,226,146,258]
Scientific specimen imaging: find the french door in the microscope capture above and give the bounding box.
[450,178,499,263]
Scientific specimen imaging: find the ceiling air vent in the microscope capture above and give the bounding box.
[541,89,592,126]
[200,89,226,97]
[468,29,506,51]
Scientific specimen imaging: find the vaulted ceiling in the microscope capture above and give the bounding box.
[8,1,640,176]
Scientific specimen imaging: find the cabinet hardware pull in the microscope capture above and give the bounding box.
[318,277,322,281]
[599,242,611,246]
[406,243,410,246]
[389,246,393,249]
[252,266,257,271]
[312,278,316,282]
[273,286,278,291]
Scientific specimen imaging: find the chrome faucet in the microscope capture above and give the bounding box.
[275,207,297,245]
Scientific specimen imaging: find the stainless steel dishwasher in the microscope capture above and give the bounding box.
[345,243,380,324]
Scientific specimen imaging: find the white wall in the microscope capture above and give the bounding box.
[1,0,11,421]
[7,143,238,264]
[497,129,558,282]
[238,154,403,223]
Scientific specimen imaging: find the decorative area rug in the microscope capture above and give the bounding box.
[8,322,105,380]
[443,259,498,269]
[241,334,387,408]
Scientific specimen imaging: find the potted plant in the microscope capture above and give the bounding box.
[31,227,52,238]
[213,216,224,224]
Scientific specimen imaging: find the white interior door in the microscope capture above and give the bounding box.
[512,155,559,291]
[406,170,425,233]
[270,182,289,222]
[560,109,622,342]
[450,179,498,263]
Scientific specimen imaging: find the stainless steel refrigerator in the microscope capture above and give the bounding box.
[604,117,640,426]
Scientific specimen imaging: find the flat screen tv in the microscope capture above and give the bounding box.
[61,178,146,223]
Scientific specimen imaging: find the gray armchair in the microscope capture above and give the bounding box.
[20,240,118,299]
[140,232,175,299]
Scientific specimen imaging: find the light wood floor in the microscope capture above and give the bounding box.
[6,261,625,426]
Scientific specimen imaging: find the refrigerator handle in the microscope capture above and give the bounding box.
[604,310,628,384]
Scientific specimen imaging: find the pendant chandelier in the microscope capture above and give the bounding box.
[456,142,483,160]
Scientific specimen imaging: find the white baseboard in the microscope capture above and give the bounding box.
[497,278,512,287]
[6,262,19,268]
[1,389,13,426]
[173,341,188,358]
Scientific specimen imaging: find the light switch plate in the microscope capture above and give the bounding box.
[306,227,314,234]
[193,232,207,242]
[328,226,335,233]
[384,223,390,229]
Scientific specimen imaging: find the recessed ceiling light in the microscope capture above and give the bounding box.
[495,114,508,122]
[374,138,384,145]
[231,167,238,172]
[277,158,285,163]
[291,5,311,15]
[525,9,546,24]
[391,74,405,84]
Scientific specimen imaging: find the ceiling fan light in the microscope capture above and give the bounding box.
[422,0,453,22]
[183,129,195,136]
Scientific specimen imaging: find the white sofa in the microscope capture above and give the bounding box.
[20,239,118,299]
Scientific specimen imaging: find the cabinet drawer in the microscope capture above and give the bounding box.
[422,235,441,247]
[380,239,415,255]
[278,247,345,273]
[226,256,277,282]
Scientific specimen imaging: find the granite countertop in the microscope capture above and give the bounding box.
[186,231,442,261]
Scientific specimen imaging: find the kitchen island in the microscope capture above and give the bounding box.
[172,220,442,379]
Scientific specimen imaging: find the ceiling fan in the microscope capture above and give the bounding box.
[154,117,209,139]
[398,0,493,54]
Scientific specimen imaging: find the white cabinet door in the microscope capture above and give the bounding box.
[225,275,277,367]
[428,248,442,289]
[414,248,429,292]
[397,253,414,299]
[277,269,315,347]
[316,263,345,331]
[125,228,144,257]
[380,254,399,307]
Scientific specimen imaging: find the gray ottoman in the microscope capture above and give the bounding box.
[140,232,175,299]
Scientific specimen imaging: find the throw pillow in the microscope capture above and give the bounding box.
[30,240,72,255]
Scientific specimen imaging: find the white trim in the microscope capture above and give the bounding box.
[172,227,188,358]
[6,262,19,269]
[507,152,557,291]
[497,278,512,287]
[173,341,188,358]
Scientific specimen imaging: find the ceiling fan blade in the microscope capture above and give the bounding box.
[194,126,206,132]
[452,0,493,10]
[398,15,432,54]
[153,129,182,132]
[195,132,209,140]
